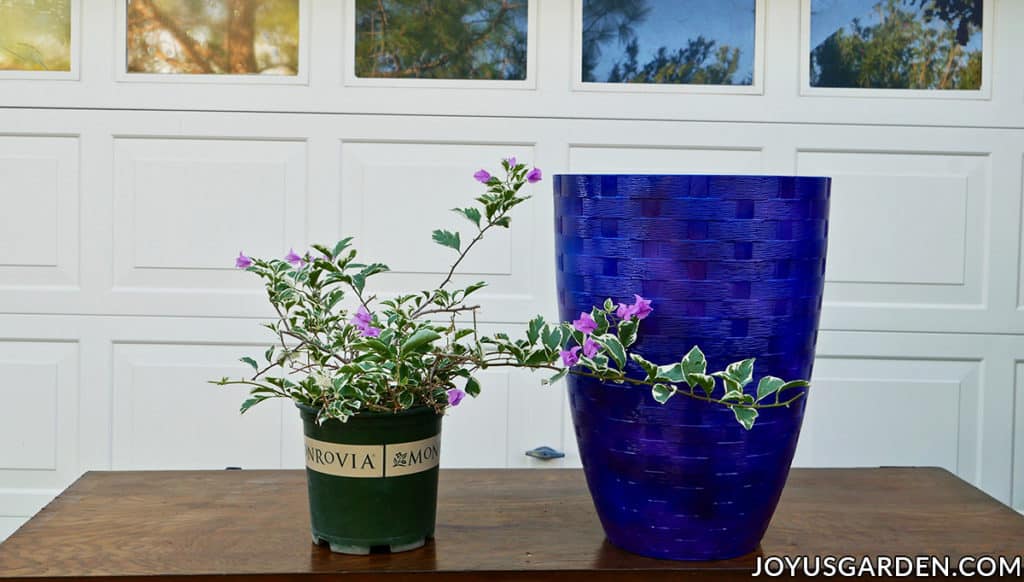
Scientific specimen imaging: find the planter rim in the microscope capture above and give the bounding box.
[295,401,440,420]
[554,173,831,180]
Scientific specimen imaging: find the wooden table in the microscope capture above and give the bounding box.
[1,468,1022,581]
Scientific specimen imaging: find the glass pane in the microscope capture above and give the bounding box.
[0,0,71,72]
[581,0,756,85]
[354,0,528,80]
[810,0,983,90]
[126,0,299,75]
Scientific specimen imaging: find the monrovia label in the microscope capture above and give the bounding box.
[304,437,383,478]
[304,435,440,478]
[385,435,441,477]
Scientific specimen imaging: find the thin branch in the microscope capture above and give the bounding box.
[415,304,481,319]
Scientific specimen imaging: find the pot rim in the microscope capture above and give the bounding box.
[295,401,441,419]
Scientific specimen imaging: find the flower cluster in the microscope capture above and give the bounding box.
[215,159,809,429]
[563,294,652,366]
[350,306,381,338]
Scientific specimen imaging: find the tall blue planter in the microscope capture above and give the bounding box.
[553,174,831,561]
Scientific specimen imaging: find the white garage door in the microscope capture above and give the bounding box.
[1,0,1023,539]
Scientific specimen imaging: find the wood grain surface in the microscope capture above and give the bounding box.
[0,468,1022,581]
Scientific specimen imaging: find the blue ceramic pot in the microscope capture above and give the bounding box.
[553,175,831,561]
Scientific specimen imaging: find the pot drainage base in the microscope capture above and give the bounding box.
[313,535,426,555]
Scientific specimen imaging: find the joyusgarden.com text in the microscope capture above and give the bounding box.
[753,555,1022,577]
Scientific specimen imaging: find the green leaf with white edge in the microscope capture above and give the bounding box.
[603,298,615,311]
[780,380,811,393]
[240,356,259,371]
[541,367,569,386]
[555,326,570,350]
[401,329,442,353]
[731,406,758,430]
[597,335,626,369]
[686,373,716,396]
[719,377,744,402]
[716,358,756,387]
[756,376,786,402]
[358,262,389,279]
[569,328,585,346]
[722,390,745,402]
[523,350,550,366]
[730,358,755,386]
[240,396,268,414]
[630,353,659,380]
[617,319,638,347]
[361,338,392,358]
[582,354,610,371]
[527,315,545,345]
[655,363,685,383]
[452,207,481,227]
[593,309,610,335]
[331,237,353,257]
[463,281,487,297]
[680,346,707,376]
[311,243,333,259]
[652,383,675,404]
[397,391,415,409]
[465,376,481,397]
[541,325,562,352]
[431,229,461,252]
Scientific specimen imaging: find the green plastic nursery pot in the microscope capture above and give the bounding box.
[297,403,443,555]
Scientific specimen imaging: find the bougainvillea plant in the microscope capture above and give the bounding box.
[213,159,809,429]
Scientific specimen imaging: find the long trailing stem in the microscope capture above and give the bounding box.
[451,352,807,411]
[216,159,808,430]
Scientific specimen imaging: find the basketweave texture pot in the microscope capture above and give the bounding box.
[553,174,831,561]
[298,404,442,555]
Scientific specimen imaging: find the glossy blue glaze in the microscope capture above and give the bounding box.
[553,174,831,561]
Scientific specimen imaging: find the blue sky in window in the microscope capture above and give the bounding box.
[585,0,756,84]
[810,0,982,52]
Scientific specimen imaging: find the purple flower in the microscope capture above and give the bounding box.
[447,388,466,407]
[572,312,598,334]
[505,156,517,167]
[560,346,581,367]
[473,169,492,183]
[235,251,252,269]
[616,295,653,320]
[582,337,600,358]
[351,306,382,337]
[285,248,305,267]
[526,167,542,183]
[630,294,653,320]
[352,305,372,326]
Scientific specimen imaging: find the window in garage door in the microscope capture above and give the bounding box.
[121,0,303,81]
[351,0,530,81]
[807,0,986,93]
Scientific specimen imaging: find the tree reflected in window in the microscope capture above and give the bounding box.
[582,0,755,85]
[354,0,528,80]
[810,0,983,90]
[126,0,299,75]
[0,0,71,72]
